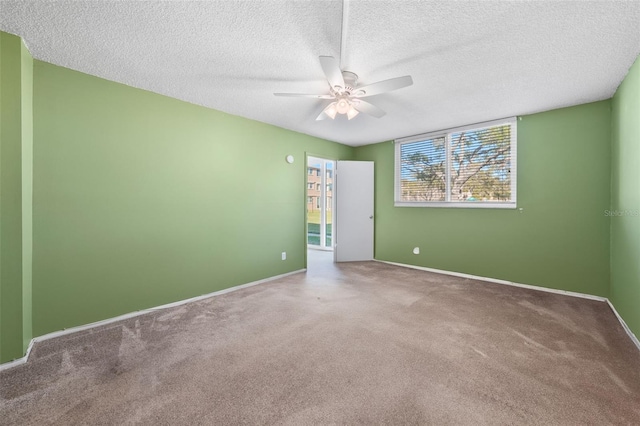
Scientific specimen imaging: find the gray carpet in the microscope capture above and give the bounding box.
[2,256,640,425]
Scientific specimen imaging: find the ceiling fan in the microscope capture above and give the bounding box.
[274,56,413,121]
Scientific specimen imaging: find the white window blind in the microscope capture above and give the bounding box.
[395,118,516,208]
[399,136,446,202]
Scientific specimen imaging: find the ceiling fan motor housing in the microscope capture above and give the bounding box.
[341,71,358,92]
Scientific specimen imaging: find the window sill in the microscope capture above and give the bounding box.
[394,201,517,209]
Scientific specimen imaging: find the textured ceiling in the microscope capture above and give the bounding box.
[1,1,639,146]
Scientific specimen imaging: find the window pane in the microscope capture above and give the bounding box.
[400,137,446,201]
[449,125,511,202]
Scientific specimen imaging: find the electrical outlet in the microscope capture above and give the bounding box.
[281,252,287,261]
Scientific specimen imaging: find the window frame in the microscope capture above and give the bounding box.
[394,117,517,209]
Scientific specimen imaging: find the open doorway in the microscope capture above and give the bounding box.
[307,156,335,267]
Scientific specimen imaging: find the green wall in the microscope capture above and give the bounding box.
[32,61,353,337]
[0,32,33,363]
[611,55,640,338]
[355,101,611,296]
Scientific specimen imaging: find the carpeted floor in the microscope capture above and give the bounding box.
[2,254,640,425]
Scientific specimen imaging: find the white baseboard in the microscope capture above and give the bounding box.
[0,269,306,372]
[606,300,640,351]
[377,260,640,351]
[0,339,36,372]
[377,260,607,301]
[3,262,638,372]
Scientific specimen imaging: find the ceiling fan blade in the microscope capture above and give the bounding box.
[353,75,413,98]
[274,93,334,99]
[319,56,345,91]
[353,100,386,118]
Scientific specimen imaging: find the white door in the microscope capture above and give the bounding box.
[335,161,374,262]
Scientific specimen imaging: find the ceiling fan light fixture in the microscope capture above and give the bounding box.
[347,106,359,120]
[323,102,338,119]
[336,98,350,114]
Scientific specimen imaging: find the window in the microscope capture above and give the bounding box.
[307,168,313,175]
[395,118,516,208]
[307,182,314,190]
[307,196,313,204]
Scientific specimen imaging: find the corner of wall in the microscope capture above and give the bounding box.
[20,37,33,354]
[609,53,640,339]
[0,31,34,363]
